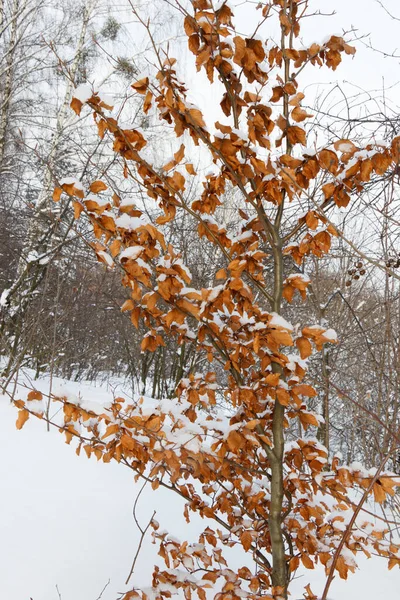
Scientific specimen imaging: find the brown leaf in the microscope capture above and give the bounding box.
[296,337,312,359]
[131,307,141,328]
[89,180,108,193]
[360,158,373,181]
[109,239,122,257]
[185,163,196,176]
[121,434,134,450]
[289,92,305,107]
[27,390,43,401]
[270,86,284,103]
[322,182,336,200]
[301,553,314,569]
[73,201,84,219]
[388,557,400,570]
[305,211,319,230]
[131,77,149,94]
[287,126,306,146]
[276,388,290,406]
[189,108,206,129]
[299,412,319,428]
[184,15,197,36]
[292,384,317,397]
[226,430,244,452]
[373,482,386,504]
[319,149,339,174]
[174,144,185,163]
[97,119,108,139]
[16,409,29,430]
[70,97,83,116]
[240,530,252,551]
[121,299,134,312]
[249,577,260,592]
[233,36,246,64]
[291,106,312,123]
[102,424,119,439]
[143,91,153,114]
[62,182,84,199]
[53,187,62,202]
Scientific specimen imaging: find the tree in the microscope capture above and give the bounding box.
[13,1,400,599]
[0,0,100,381]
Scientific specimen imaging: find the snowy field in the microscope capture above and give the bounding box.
[0,371,398,600]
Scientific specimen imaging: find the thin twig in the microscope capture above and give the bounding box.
[125,508,156,585]
[94,578,111,600]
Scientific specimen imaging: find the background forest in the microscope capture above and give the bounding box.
[0,0,400,599]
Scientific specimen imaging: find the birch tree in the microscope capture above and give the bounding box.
[0,0,99,380]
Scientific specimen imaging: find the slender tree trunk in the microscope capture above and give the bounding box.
[269,234,288,595]
[0,0,19,168]
[267,3,295,594]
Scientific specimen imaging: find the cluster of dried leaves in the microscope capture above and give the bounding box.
[15,1,400,599]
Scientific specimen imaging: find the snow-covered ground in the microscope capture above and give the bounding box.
[0,370,398,599]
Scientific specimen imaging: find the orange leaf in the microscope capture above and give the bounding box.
[240,530,252,551]
[388,557,400,570]
[121,434,134,450]
[301,554,314,569]
[73,201,84,219]
[27,390,43,401]
[109,239,122,257]
[322,182,336,200]
[89,180,108,193]
[16,409,29,430]
[53,187,62,202]
[305,211,319,230]
[70,97,83,115]
[143,90,153,114]
[189,108,206,129]
[373,482,386,504]
[227,430,245,452]
[174,144,185,163]
[244,419,260,430]
[216,268,227,280]
[131,307,141,328]
[131,77,149,94]
[276,388,290,406]
[287,126,306,146]
[319,149,338,174]
[296,337,312,359]
[102,423,119,439]
[291,384,317,397]
[185,163,197,176]
[299,412,319,428]
[291,106,312,122]
[121,299,134,312]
